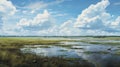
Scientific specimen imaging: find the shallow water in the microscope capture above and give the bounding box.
[21,41,120,67]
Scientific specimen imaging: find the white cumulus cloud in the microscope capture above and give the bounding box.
[74,0,120,33]
[74,0,110,29]
[16,0,120,36]
[17,10,55,31]
[111,16,120,29]
[0,0,16,16]
[1,0,120,36]
[0,0,16,31]
[59,20,81,36]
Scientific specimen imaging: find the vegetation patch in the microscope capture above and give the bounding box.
[56,45,72,48]
[59,49,68,52]
[114,51,120,55]
[84,51,109,54]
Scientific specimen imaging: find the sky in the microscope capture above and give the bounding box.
[0,0,120,36]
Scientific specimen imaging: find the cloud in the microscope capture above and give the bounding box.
[13,0,120,36]
[59,20,81,36]
[0,0,16,32]
[1,0,120,36]
[17,10,54,31]
[0,0,16,16]
[24,0,65,10]
[0,16,3,29]
[74,0,110,28]
[74,0,120,33]
[111,16,120,29]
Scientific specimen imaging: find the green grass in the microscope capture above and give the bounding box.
[0,37,60,45]
[56,45,72,48]
[115,51,120,55]
[38,45,51,48]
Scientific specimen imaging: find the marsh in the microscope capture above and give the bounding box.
[0,37,120,67]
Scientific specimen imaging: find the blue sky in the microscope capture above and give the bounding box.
[0,0,120,36]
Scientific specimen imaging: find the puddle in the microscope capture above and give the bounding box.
[20,41,120,67]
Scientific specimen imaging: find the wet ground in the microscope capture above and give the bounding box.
[21,39,120,67]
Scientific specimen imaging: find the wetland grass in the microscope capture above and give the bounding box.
[0,37,94,67]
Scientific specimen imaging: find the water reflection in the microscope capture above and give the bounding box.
[21,41,120,67]
[76,52,120,67]
[21,46,79,58]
